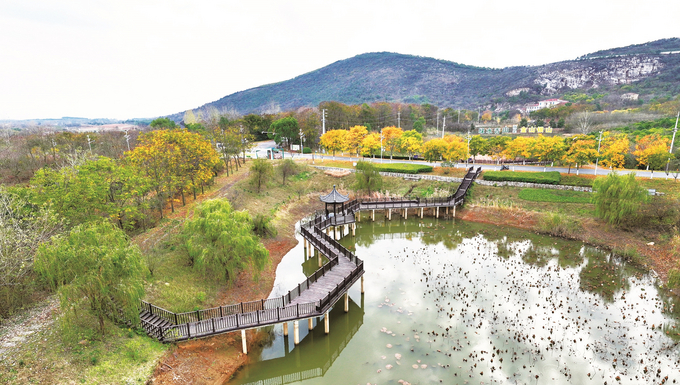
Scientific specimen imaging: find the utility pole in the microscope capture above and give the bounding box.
[322,109,326,135]
[124,131,131,151]
[458,109,460,124]
[436,110,440,131]
[666,111,679,174]
[442,116,446,138]
[594,130,603,175]
[398,111,401,128]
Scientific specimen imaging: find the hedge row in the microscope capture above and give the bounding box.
[375,163,433,174]
[483,171,561,184]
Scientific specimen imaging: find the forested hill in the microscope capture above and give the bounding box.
[174,38,680,118]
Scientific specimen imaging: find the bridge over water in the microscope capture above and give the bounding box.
[139,167,481,351]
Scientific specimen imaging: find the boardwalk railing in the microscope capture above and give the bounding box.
[139,167,481,342]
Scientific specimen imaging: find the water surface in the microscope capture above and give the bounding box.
[230,217,680,384]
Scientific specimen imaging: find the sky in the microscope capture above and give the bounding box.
[1,0,678,120]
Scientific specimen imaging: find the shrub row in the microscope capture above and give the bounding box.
[483,171,561,184]
[374,163,433,174]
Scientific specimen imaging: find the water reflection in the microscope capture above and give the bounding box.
[230,217,680,385]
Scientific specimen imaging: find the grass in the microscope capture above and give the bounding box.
[471,185,595,217]
[518,188,592,204]
[0,308,165,385]
[560,173,595,187]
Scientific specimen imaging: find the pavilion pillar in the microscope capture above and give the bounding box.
[283,322,289,336]
[344,293,349,312]
[446,207,449,215]
[241,330,248,354]
[294,321,300,345]
[308,318,314,330]
[324,311,330,334]
[352,223,355,236]
[453,204,456,217]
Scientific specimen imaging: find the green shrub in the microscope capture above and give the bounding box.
[302,147,312,154]
[561,175,594,187]
[483,171,561,184]
[538,212,580,238]
[613,246,646,267]
[518,188,592,204]
[252,213,277,238]
[374,163,433,174]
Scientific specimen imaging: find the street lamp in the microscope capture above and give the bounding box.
[380,130,384,164]
[594,130,603,176]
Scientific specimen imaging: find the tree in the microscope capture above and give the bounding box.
[249,158,273,193]
[381,126,403,159]
[412,116,426,133]
[592,173,648,226]
[354,161,382,196]
[599,133,630,169]
[503,136,535,160]
[634,134,671,172]
[442,135,467,162]
[320,129,348,159]
[399,130,423,160]
[182,200,269,285]
[0,186,62,316]
[347,125,368,156]
[531,135,566,169]
[361,133,381,158]
[270,116,299,150]
[278,158,298,185]
[519,118,528,128]
[422,138,448,162]
[565,136,598,174]
[486,136,511,162]
[127,129,219,216]
[35,220,146,334]
[575,111,593,134]
[468,135,488,160]
[481,111,493,122]
[149,118,177,129]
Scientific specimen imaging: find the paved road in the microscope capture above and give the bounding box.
[250,140,679,180]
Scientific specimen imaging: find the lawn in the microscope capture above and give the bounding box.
[518,188,593,204]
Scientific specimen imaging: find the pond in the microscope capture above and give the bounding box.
[230,216,680,384]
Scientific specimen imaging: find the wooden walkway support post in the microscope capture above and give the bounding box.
[294,320,300,345]
[283,322,288,336]
[436,207,439,218]
[344,293,349,312]
[404,208,408,219]
[324,311,330,334]
[241,329,248,354]
[308,318,314,330]
[361,275,365,294]
[371,209,375,221]
[420,207,423,218]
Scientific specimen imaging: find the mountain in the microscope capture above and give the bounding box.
[176,38,680,118]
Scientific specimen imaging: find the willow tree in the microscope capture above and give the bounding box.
[182,199,269,285]
[249,158,273,193]
[592,172,648,227]
[34,220,145,335]
[354,161,382,196]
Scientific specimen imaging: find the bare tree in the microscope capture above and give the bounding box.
[576,111,593,134]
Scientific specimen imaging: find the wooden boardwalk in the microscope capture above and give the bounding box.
[138,166,481,343]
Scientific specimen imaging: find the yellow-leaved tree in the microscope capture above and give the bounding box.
[361,133,381,158]
[320,129,348,159]
[381,126,403,159]
[599,133,630,169]
[127,129,219,217]
[347,126,368,156]
[633,134,671,172]
[399,130,423,160]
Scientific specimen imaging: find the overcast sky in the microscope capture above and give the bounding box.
[1,0,678,120]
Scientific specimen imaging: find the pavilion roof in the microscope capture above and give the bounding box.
[319,185,349,203]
